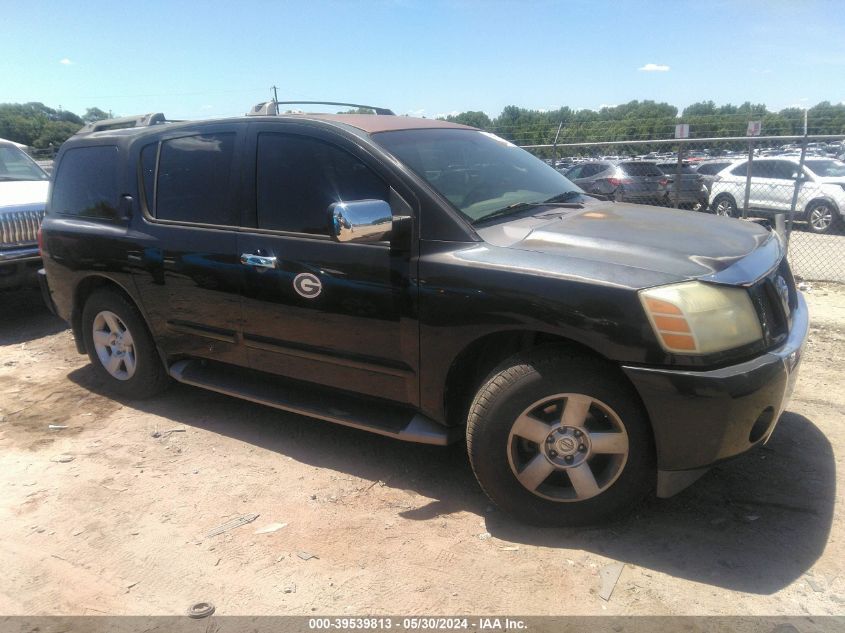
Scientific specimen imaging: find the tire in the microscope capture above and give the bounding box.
[805,200,839,235]
[81,288,170,399]
[466,347,655,526]
[711,194,738,218]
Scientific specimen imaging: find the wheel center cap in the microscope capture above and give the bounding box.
[556,436,577,455]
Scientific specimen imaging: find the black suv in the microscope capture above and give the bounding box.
[39,104,808,526]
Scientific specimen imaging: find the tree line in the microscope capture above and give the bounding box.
[443,100,845,149]
[2,99,844,154]
[0,103,109,149]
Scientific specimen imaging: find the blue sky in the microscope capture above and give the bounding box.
[3,0,844,120]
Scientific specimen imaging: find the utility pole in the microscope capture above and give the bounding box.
[803,108,808,136]
[270,86,279,115]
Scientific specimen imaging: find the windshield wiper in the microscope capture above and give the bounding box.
[472,201,545,224]
[473,195,590,225]
[543,190,591,203]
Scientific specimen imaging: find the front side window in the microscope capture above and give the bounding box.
[0,145,49,182]
[156,133,236,225]
[256,133,389,235]
[805,159,845,178]
[51,145,119,219]
[372,129,580,223]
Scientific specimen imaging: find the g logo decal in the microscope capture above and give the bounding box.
[293,273,322,299]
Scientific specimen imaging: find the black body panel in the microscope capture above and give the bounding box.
[39,114,808,487]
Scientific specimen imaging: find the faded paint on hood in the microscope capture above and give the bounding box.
[475,201,776,285]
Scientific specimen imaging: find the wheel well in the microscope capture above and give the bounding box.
[804,197,840,217]
[71,277,145,354]
[443,331,609,427]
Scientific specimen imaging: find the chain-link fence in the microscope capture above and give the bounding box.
[519,134,845,283]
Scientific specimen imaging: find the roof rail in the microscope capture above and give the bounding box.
[247,101,395,117]
[75,113,170,135]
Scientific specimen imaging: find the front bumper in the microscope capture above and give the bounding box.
[623,292,808,497]
[0,246,41,290]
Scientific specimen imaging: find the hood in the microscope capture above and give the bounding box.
[475,201,778,285]
[816,177,845,185]
[0,180,49,209]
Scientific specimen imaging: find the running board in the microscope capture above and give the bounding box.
[169,359,456,446]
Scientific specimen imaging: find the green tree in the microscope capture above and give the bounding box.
[83,107,110,123]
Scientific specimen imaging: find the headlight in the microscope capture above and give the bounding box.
[639,281,762,354]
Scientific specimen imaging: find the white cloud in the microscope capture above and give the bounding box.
[59,58,73,65]
[435,110,460,119]
[638,63,670,72]
[406,108,426,118]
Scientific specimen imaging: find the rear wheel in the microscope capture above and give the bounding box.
[82,289,170,399]
[466,348,655,526]
[711,194,738,217]
[806,200,839,234]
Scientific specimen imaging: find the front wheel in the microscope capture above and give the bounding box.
[711,194,738,217]
[466,348,655,526]
[806,200,839,234]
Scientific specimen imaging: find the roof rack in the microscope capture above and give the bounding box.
[74,113,172,135]
[247,101,395,117]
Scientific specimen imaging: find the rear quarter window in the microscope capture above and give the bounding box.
[50,145,120,219]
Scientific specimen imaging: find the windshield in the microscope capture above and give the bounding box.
[371,128,581,223]
[0,145,49,181]
[805,159,845,178]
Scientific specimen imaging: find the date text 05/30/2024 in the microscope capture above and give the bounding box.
[308,618,528,630]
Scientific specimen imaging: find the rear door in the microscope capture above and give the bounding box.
[237,122,418,405]
[130,125,247,366]
[747,160,785,210]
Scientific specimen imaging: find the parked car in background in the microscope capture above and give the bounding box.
[653,161,709,211]
[563,160,668,205]
[691,159,736,201]
[709,157,845,234]
[0,141,50,290]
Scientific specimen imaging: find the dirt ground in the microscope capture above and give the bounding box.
[0,284,843,617]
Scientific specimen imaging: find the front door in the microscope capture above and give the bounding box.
[237,124,418,405]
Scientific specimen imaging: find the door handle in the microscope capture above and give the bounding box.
[241,253,277,269]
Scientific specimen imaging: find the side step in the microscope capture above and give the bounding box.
[169,359,457,446]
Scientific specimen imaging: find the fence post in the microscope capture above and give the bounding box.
[787,133,809,246]
[742,140,755,219]
[674,143,683,209]
[552,121,563,169]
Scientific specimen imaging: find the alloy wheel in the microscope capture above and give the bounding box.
[507,393,629,502]
[92,310,137,380]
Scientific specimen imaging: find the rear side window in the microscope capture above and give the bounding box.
[51,146,119,219]
[579,164,607,178]
[619,163,662,177]
[748,160,794,180]
[256,133,389,235]
[155,133,236,225]
[731,163,748,177]
[696,163,729,175]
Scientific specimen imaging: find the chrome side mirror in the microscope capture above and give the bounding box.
[328,200,393,243]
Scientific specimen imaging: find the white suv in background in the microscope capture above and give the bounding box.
[709,157,845,234]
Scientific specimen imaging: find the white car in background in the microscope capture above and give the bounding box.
[0,141,50,290]
[709,157,845,234]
